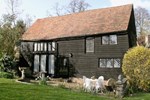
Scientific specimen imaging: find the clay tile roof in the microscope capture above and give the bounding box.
[22,4,133,41]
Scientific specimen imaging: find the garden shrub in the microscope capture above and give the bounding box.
[0,53,16,72]
[39,78,47,85]
[122,46,150,92]
[0,72,14,79]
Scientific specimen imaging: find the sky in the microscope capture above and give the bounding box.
[0,0,150,23]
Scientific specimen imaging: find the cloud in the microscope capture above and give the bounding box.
[109,0,150,10]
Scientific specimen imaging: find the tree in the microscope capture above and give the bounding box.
[122,46,150,92]
[24,14,35,28]
[66,0,90,14]
[3,0,21,26]
[0,20,26,56]
[135,7,150,36]
[47,0,90,16]
[137,35,146,46]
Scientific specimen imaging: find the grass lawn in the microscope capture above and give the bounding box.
[0,78,150,100]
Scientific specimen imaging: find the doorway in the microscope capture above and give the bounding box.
[33,54,55,76]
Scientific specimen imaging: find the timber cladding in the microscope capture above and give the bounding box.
[57,34,129,79]
[20,4,137,79]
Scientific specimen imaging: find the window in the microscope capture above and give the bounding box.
[106,59,113,68]
[34,55,39,72]
[52,42,56,51]
[48,55,55,74]
[48,43,52,51]
[40,55,46,72]
[34,43,38,51]
[102,35,117,45]
[44,43,47,51]
[34,42,56,52]
[99,58,121,68]
[86,38,94,53]
[110,35,117,44]
[114,59,121,68]
[99,59,106,68]
[102,36,109,44]
[47,42,56,52]
[38,43,41,51]
[40,43,43,51]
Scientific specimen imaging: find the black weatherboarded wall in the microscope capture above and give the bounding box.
[57,33,129,79]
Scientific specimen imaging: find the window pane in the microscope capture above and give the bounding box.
[34,43,37,51]
[99,59,106,68]
[38,43,41,51]
[48,55,55,74]
[114,59,121,68]
[40,55,46,72]
[52,42,55,51]
[86,38,94,52]
[106,59,113,68]
[110,35,117,44]
[40,43,43,51]
[48,43,52,51]
[102,36,109,44]
[44,43,47,51]
[34,55,39,72]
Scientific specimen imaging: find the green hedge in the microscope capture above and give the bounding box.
[0,72,14,79]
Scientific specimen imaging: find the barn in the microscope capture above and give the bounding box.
[20,4,136,79]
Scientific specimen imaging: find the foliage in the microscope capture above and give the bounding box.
[39,78,47,85]
[122,46,150,92]
[0,53,16,72]
[0,72,13,79]
[0,19,26,57]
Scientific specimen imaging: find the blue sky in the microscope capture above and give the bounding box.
[0,0,150,22]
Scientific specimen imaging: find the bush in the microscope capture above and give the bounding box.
[0,72,14,79]
[122,46,150,92]
[39,78,47,85]
[0,53,16,72]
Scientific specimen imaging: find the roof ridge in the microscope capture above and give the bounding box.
[36,4,133,21]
